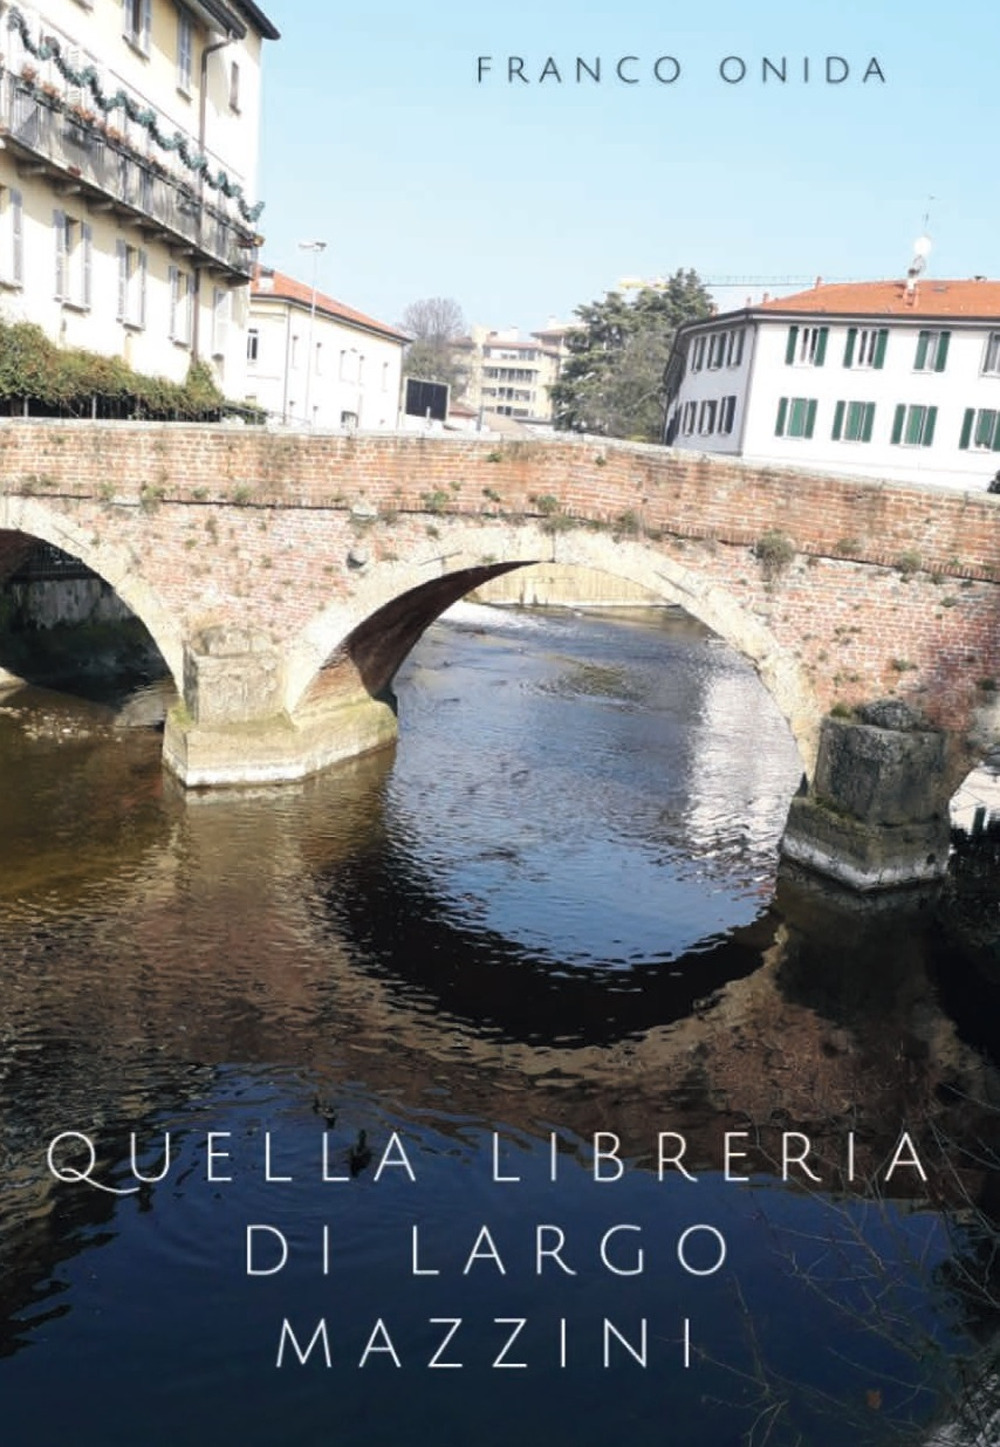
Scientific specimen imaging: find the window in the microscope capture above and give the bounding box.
[247,327,260,364]
[381,361,390,392]
[168,265,195,345]
[914,329,950,372]
[890,403,937,447]
[983,334,1000,376]
[959,408,1000,451]
[681,400,697,435]
[832,400,875,442]
[122,0,152,54]
[775,396,817,438]
[720,395,737,434]
[314,340,323,376]
[726,329,745,367]
[290,334,299,368]
[843,327,887,369]
[116,240,147,327]
[229,60,240,111]
[698,399,718,434]
[54,210,92,309]
[177,10,193,92]
[689,335,706,373]
[211,287,230,358]
[707,333,725,370]
[785,325,828,366]
[0,186,23,287]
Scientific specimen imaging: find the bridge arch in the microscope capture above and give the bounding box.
[0,493,184,691]
[289,521,823,775]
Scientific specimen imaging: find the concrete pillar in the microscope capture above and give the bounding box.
[779,701,952,891]
[163,626,397,788]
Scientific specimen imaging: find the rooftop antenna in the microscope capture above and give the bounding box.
[907,200,933,294]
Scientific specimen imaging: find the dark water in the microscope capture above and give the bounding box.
[0,604,998,1447]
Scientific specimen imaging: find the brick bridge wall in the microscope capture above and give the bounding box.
[1,423,1000,774]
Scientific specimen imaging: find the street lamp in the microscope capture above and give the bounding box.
[298,239,327,427]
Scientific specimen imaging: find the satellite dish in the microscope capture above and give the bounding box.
[913,234,932,259]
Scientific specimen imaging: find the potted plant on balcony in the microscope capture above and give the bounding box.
[19,64,38,86]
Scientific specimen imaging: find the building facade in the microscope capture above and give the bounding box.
[663,278,1000,490]
[247,266,407,430]
[453,322,570,424]
[0,0,277,395]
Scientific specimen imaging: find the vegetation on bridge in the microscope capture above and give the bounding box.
[0,319,256,421]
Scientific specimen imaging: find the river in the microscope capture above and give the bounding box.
[0,603,998,1447]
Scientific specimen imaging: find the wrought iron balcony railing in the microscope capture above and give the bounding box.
[0,73,259,280]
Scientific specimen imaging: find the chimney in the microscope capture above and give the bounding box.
[814,276,822,289]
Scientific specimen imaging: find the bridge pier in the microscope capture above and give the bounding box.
[779,703,952,891]
[162,625,397,788]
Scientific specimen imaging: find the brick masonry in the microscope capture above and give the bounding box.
[1,422,999,778]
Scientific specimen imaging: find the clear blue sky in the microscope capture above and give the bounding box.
[256,0,996,333]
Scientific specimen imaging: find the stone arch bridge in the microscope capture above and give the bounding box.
[3,422,1000,889]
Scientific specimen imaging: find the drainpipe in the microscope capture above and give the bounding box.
[191,28,237,366]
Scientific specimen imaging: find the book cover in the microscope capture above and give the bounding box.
[1,3,998,1447]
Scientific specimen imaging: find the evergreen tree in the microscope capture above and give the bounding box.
[551,269,713,441]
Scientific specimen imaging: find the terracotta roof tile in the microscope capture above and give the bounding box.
[756,279,1000,319]
[251,266,408,343]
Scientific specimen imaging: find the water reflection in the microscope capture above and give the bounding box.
[0,606,998,1447]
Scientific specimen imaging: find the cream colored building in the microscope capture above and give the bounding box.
[454,322,571,424]
[247,266,408,430]
[0,0,277,395]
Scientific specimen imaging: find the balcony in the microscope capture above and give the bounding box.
[0,73,259,281]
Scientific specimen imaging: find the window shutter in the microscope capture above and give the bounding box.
[82,223,92,308]
[959,408,974,450]
[141,0,152,52]
[891,404,905,444]
[861,403,875,443]
[934,331,951,373]
[11,189,23,286]
[924,406,937,446]
[991,414,1000,451]
[775,397,788,436]
[53,209,66,299]
[874,329,888,369]
[915,332,929,369]
[832,400,845,440]
[138,250,147,327]
[785,327,798,365]
[805,399,817,438]
[168,265,178,338]
[116,239,127,320]
[213,287,230,357]
[121,0,130,37]
[815,327,828,366]
[843,329,856,368]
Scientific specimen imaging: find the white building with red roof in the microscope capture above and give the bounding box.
[247,265,407,430]
[662,276,1000,490]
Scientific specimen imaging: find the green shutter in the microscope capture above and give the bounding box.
[805,399,817,438]
[815,327,828,366]
[934,331,951,372]
[959,408,974,450]
[862,403,875,442]
[785,327,798,365]
[924,406,937,446]
[874,329,888,369]
[975,410,994,448]
[915,332,929,369]
[775,397,788,436]
[843,328,856,367]
[992,413,1000,451]
[832,400,845,440]
[891,404,905,444]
